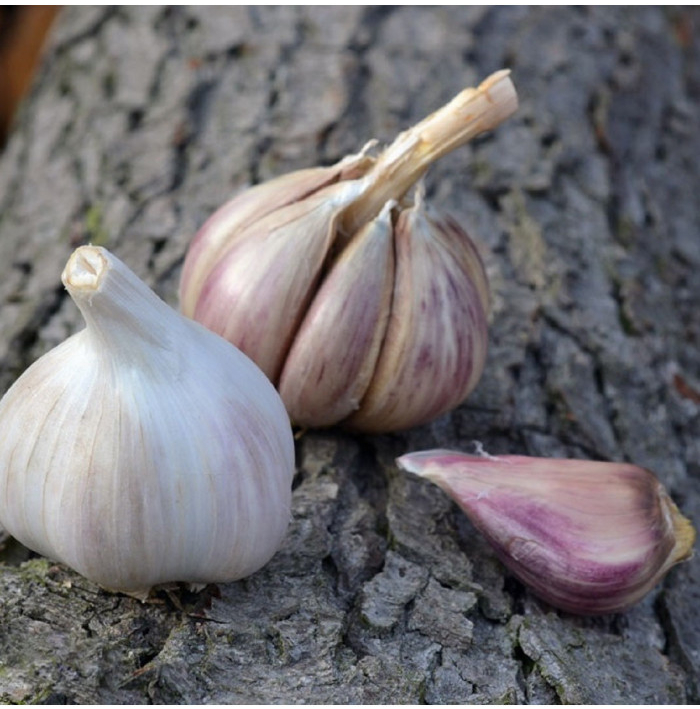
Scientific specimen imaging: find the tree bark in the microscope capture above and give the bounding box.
[1,6,699,703]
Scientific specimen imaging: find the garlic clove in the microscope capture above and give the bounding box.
[0,246,295,598]
[279,200,395,427]
[397,449,696,615]
[346,190,489,433]
[193,179,368,383]
[180,149,375,318]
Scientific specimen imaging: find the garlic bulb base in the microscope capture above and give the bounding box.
[118,586,153,603]
[114,580,209,603]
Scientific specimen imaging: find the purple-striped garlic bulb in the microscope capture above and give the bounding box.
[397,449,696,615]
[179,71,518,433]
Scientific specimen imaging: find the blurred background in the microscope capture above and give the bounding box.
[0,6,59,146]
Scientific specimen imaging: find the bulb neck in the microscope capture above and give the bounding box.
[340,70,518,237]
[62,246,177,368]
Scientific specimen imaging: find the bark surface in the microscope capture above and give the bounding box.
[0,6,699,703]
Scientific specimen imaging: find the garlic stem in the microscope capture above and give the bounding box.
[341,70,518,236]
[62,246,174,365]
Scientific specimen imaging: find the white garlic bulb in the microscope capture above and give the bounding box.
[0,246,295,598]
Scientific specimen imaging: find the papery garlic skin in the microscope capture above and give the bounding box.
[180,149,374,319]
[397,450,696,615]
[0,246,295,598]
[180,71,518,433]
[193,179,369,383]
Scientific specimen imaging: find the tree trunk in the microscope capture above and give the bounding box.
[1,6,698,703]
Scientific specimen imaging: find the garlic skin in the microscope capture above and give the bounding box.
[180,71,518,432]
[0,246,295,598]
[397,450,696,615]
[192,179,368,383]
[180,148,374,320]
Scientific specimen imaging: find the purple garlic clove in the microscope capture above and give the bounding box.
[278,201,395,427]
[397,449,696,615]
[345,188,489,432]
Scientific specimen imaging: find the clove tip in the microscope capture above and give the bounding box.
[395,449,455,479]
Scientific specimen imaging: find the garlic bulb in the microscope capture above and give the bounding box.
[180,70,518,433]
[397,449,696,615]
[0,246,295,598]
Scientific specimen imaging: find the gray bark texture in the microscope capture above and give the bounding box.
[1,6,699,704]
